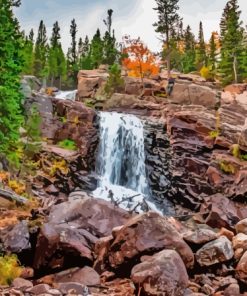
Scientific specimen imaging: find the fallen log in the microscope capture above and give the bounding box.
[0,188,28,205]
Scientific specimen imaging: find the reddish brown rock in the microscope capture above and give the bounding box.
[34,193,131,271]
[236,218,247,234]
[131,249,189,296]
[233,233,247,260]
[95,212,194,273]
[236,250,247,283]
[224,84,247,95]
[195,236,234,266]
[183,227,218,245]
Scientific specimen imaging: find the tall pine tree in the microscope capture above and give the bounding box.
[0,0,24,156]
[209,32,218,74]
[181,25,196,73]
[219,0,244,85]
[90,29,104,68]
[22,29,34,74]
[153,0,180,77]
[196,21,207,69]
[33,20,48,80]
[67,19,78,84]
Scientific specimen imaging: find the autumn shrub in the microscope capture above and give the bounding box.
[219,161,236,174]
[209,130,219,139]
[0,255,22,285]
[49,159,69,177]
[200,66,213,80]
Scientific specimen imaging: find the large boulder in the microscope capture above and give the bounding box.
[77,69,109,100]
[94,212,194,273]
[0,221,30,253]
[33,193,132,271]
[195,236,234,266]
[131,249,189,296]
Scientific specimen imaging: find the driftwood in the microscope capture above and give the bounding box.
[0,188,28,205]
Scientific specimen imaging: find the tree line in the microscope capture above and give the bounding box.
[21,9,119,88]
[154,0,247,85]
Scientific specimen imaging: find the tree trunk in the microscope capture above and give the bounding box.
[233,54,238,83]
[166,30,171,79]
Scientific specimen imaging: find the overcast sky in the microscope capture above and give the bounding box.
[15,0,247,52]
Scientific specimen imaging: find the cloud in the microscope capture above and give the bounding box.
[15,0,247,53]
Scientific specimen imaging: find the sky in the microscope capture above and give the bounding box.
[15,0,247,52]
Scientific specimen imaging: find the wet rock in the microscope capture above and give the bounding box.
[95,212,194,273]
[236,218,247,234]
[131,249,189,296]
[1,221,30,253]
[196,236,234,266]
[34,194,131,270]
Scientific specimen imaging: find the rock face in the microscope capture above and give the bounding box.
[77,69,109,100]
[94,212,194,272]
[195,236,234,266]
[33,192,132,270]
[131,249,189,296]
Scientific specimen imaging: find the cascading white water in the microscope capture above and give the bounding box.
[55,90,77,100]
[93,112,162,213]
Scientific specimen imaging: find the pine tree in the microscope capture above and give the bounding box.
[78,35,92,70]
[209,32,218,74]
[196,21,207,69]
[67,19,78,83]
[90,29,104,68]
[219,0,244,85]
[181,25,196,73]
[102,9,118,65]
[33,20,48,80]
[239,28,247,81]
[153,0,180,77]
[48,21,66,87]
[22,29,34,74]
[0,0,24,157]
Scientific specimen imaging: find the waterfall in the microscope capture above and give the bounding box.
[93,112,161,213]
[55,90,77,100]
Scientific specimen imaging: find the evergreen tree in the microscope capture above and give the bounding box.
[48,21,66,87]
[209,32,218,73]
[33,20,48,80]
[153,0,180,77]
[90,29,104,68]
[219,0,244,85]
[196,21,207,69]
[181,25,196,73]
[22,29,34,74]
[102,9,118,65]
[0,0,24,157]
[67,19,78,83]
[104,63,124,98]
[78,35,92,70]
[239,28,247,81]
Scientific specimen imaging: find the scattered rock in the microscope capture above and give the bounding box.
[12,278,33,290]
[236,250,247,283]
[131,249,189,296]
[236,218,247,234]
[196,236,234,266]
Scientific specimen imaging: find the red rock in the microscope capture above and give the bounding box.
[131,249,189,296]
[195,236,234,266]
[236,250,247,283]
[233,233,247,259]
[12,278,33,290]
[236,218,247,234]
[95,212,194,273]
[224,84,247,95]
[34,194,131,271]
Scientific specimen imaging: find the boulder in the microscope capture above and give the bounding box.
[94,212,194,273]
[236,218,247,234]
[77,69,109,100]
[38,267,100,286]
[131,249,189,296]
[236,250,247,283]
[183,227,218,245]
[12,278,33,290]
[232,233,247,259]
[1,221,30,253]
[224,84,247,94]
[34,193,131,270]
[200,194,242,229]
[196,236,234,266]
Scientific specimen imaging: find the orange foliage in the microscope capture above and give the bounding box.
[122,36,159,79]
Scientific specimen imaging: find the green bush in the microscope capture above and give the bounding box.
[58,139,77,150]
[0,255,22,285]
[104,64,124,98]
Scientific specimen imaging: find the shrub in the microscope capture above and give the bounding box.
[58,139,77,151]
[209,130,219,139]
[200,66,213,80]
[104,64,124,98]
[0,255,22,285]
[219,161,236,174]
